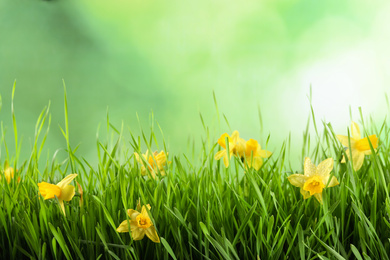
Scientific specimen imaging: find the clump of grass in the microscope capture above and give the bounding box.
[1,84,390,259]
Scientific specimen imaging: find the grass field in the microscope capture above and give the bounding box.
[1,85,390,259]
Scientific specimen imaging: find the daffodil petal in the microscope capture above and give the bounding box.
[223,154,230,168]
[231,130,240,140]
[214,150,226,160]
[134,152,141,163]
[145,226,160,243]
[59,200,66,215]
[131,227,146,240]
[127,209,140,220]
[59,185,75,201]
[141,205,150,217]
[326,176,339,188]
[345,146,356,161]
[316,158,333,177]
[217,133,230,148]
[129,221,139,232]
[288,174,306,188]
[258,150,272,158]
[363,150,372,155]
[56,174,78,189]
[314,193,323,204]
[117,220,130,232]
[299,188,311,199]
[252,157,263,171]
[351,121,361,140]
[352,151,365,171]
[337,135,352,147]
[303,157,316,177]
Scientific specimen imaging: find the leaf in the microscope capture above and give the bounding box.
[161,237,178,260]
[232,201,257,246]
[49,223,72,260]
[350,244,363,260]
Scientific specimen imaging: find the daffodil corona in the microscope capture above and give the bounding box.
[337,121,378,171]
[134,150,168,179]
[288,157,339,203]
[38,174,78,215]
[117,204,160,243]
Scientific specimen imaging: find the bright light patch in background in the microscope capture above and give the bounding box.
[302,44,385,127]
[295,0,390,135]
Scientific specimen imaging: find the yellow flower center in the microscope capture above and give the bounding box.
[38,182,61,200]
[355,135,378,152]
[136,214,152,229]
[303,175,325,196]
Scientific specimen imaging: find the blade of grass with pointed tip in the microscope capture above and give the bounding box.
[161,237,178,260]
[232,201,257,246]
[49,223,72,260]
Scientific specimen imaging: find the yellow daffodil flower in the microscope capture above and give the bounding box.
[1,161,21,184]
[38,174,78,215]
[337,121,378,171]
[2,166,15,184]
[134,150,168,179]
[244,138,272,170]
[117,204,160,243]
[287,157,339,203]
[214,130,246,167]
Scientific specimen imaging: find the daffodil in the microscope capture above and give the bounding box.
[1,160,20,184]
[214,130,246,167]
[244,138,272,170]
[134,150,168,179]
[337,121,378,171]
[2,166,15,184]
[38,174,78,215]
[117,204,160,243]
[287,157,339,203]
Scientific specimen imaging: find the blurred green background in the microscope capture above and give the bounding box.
[1,0,390,167]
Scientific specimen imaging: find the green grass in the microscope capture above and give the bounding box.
[1,86,390,259]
